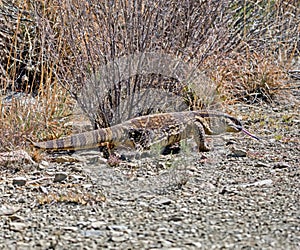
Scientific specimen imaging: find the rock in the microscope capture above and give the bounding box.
[69,174,85,183]
[160,239,173,247]
[9,214,24,222]
[53,172,68,182]
[0,205,21,216]
[255,162,270,168]
[81,230,103,237]
[12,177,27,186]
[108,225,128,231]
[153,197,173,206]
[91,221,106,229]
[17,198,26,203]
[10,222,27,232]
[229,147,247,157]
[61,226,78,232]
[168,215,183,222]
[189,242,202,248]
[111,235,129,242]
[240,179,273,188]
[273,162,290,169]
[16,242,33,249]
[70,165,84,172]
[39,186,49,194]
[39,160,50,169]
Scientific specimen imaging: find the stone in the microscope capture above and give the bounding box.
[53,172,68,182]
[111,235,129,242]
[10,222,27,232]
[240,179,273,188]
[12,177,27,186]
[229,148,247,157]
[39,186,49,194]
[154,197,173,206]
[0,205,21,216]
[273,162,290,169]
[108,225,129,231]
[255,162,270,168]
[91,221,106,229]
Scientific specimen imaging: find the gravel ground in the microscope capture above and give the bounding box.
[0,93,299,249]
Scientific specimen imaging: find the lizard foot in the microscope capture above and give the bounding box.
[198,144,211,152]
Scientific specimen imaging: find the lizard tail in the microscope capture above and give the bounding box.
[32,128,113,151]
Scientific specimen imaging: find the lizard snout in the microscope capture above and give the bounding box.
[227,124,243,133]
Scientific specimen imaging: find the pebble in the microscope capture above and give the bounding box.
[10,222,27,232]
[91,221,106,229]
[61,226,78,232]
[108,225,129,231]
[255,162,270,168]
[39,186,49,194]
[39,160,50,169]
[12,177,27,186]
[153,198,173,206]
[53,172,68,182]
[111,235,129,242]
[273,162,290,169]
[81,230,103,237]
[240,179,273,188]
[190,242,202,248]
[9,214,24,222]
[229,148,247,157]
[0,205,21,216]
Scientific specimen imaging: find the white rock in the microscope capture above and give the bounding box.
[91,221,106,229]
[10,222,27,232]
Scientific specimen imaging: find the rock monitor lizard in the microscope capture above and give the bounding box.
[32,111,259,155]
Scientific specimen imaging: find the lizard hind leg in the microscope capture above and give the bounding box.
[193,120,211,152]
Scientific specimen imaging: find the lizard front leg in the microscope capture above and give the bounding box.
[193,120,211,152]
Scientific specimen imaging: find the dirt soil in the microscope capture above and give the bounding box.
[0,90,299,249]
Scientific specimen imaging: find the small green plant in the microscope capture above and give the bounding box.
[274,134,283,141]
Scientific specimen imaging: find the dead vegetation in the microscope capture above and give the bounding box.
[0,0,299,151]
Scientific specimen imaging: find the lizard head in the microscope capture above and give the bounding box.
[225,115,260,140]
[224,116,243,133]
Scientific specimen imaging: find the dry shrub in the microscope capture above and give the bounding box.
[49,0,235,128]
[0,91,73,152]
[0,0,73,151]
[209,0,299,103]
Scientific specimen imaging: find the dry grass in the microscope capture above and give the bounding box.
[211,52,289,103]
[0,0,74,152]
[0,0,299,152]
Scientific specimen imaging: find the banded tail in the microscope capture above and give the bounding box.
[32,127,115,151]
